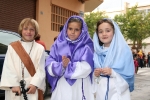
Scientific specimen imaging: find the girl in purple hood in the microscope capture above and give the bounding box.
[45,15,94,100]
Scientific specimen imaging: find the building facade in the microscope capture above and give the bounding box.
[0,0,103,49]
[105,2,150,19]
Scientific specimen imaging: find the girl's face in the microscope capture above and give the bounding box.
[67,22,81,41]
[98,22,114,47]
[22,24,35,42]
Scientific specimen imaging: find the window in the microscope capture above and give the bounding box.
[0,30,20,54]
[51,4,78,32]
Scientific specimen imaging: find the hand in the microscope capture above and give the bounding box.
[62,56,70,68]
[27,84,37,94]
[101,67,112,76]
[94,68,102,77]
[11,86,21,95]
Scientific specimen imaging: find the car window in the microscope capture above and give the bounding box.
[0,30,21,54]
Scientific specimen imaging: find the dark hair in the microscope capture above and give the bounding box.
[35,34,40,41]
[68,17,82,29]
[54,36,57,41]
[96,19,114,46]
[60,25,64,32]
[133,54,137,59]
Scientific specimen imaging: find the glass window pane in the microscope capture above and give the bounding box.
[0,30,20,54]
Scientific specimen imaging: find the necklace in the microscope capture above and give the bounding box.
[21,41,34,80]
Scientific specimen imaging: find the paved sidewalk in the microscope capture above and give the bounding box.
[131,67,150,100]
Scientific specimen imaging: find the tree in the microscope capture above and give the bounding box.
[84,11,108,38]
[114,5,150,50]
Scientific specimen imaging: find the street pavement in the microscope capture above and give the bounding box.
[131,67,150,100]
[44,67,150,100]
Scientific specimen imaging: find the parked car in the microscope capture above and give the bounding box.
[0,29,51,97]
[0,29,21,97]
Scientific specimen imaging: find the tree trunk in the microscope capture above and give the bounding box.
[137,40,142,50]
[132,40,136,49]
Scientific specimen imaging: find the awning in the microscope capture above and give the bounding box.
[84,0,103,12]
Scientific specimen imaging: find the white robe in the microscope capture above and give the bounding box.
[0,41,46,100]
[93,70,131,100]
[47,61,95,100]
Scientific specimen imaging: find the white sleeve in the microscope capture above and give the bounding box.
[111,69,129,94]
[47,62,65,77]
[47,62,55,76]
[0,45,20,90]
[30,49,46,92]
[70,61,92,79]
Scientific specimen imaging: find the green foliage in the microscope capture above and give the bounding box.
[84,11,108,38]
[114,5,150,50]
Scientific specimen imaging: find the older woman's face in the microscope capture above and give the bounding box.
[21,24,35,42]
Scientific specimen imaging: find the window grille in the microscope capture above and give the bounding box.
[51,4,78,32]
